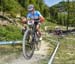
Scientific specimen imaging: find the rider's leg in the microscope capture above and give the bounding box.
[36,24,42,41]
[36,24,41,36]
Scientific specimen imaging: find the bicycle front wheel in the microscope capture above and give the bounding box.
[22,29,35,59]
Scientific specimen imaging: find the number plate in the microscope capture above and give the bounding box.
[27,20,34,25]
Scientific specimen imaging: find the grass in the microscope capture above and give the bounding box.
[50,35,75,64]
[0,44,22,56]
[0,44,22,63]
[39,58,49,64]
[0,24,22,41]
[53,39,75,64]
[65,33,75,38]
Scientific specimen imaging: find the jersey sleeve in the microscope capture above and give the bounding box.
[36,11,42,16]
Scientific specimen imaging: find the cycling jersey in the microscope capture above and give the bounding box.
[27,11,42,20]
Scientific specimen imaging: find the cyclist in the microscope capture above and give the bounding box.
[22,4,45,40]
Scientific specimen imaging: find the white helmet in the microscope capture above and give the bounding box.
[27,4,34,11]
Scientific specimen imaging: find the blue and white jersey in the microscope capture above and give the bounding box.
[27,11,42,20]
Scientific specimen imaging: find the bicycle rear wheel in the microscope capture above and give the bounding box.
[22,29,35,59]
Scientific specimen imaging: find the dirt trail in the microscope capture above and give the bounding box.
[4,40,50,64]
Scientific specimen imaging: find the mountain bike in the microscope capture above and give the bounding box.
[22,19,41,59]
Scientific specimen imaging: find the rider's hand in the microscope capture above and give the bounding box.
[21,17,27,24]
[39,16,45,23]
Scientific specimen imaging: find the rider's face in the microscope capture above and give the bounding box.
[29,9,34,14]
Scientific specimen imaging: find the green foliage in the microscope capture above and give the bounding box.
[0,0,24,17]
[0,25,22,41]
[0,0,49,17]
[49,1,75,27]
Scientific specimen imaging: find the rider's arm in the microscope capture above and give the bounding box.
[37,11,45,23]
[21,17,27,24]
[39,16,45,23]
